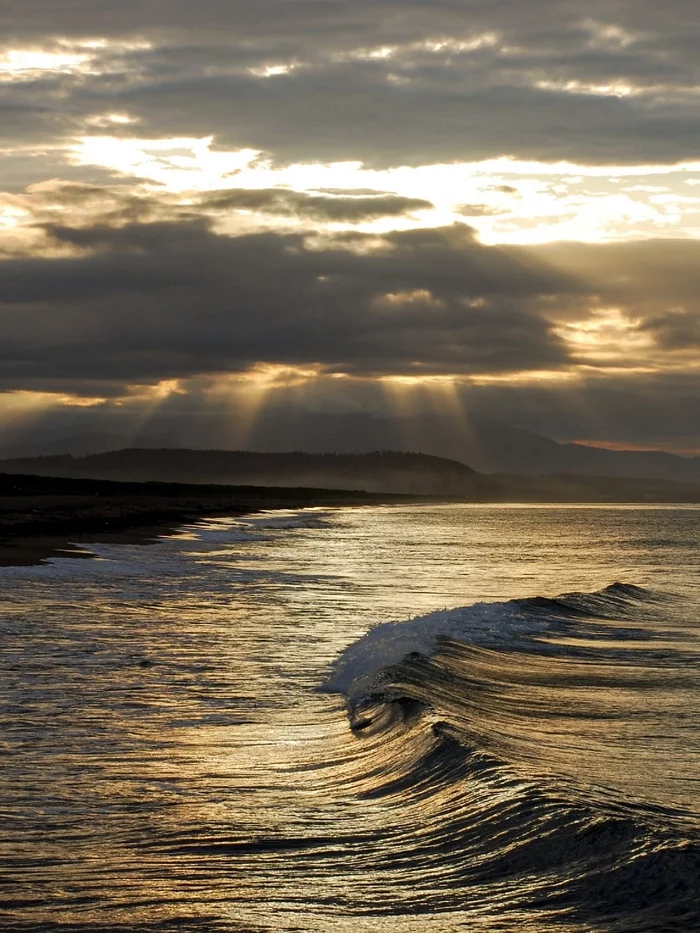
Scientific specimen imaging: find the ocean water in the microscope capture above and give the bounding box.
[1,503,699,933]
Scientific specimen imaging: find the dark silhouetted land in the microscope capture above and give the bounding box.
[0,472,424,567]
[0,449,487,496]
[3,448,700,500]
[3,450,700,567]
[3,419,700,484]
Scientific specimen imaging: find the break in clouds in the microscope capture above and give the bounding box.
[2,0,700,453]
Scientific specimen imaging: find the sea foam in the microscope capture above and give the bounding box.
[324,599,554,699]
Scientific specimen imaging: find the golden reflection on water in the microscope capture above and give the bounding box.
[426,638,700,819]
[1,504,699,931]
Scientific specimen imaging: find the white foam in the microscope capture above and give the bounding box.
[324,601,553,698]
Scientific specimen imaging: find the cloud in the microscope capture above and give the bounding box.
[3,363,700,458]
[0,220,575,393]
[3,1,700,167]
[3,214,700,397]
[455,204,508,217]
[60,62,700,168]
[2,1,700,455]
[200,188,433,221]
[639,310,700,349]
[1,182,432,246]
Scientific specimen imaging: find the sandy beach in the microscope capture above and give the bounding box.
[0,474,413,567]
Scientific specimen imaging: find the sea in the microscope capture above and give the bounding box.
[1,503,699,933]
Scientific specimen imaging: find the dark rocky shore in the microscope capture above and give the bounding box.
[0,473,420,567]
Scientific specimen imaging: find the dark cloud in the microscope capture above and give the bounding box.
[3,218,700,398]
[12,182,431,228]
[3,1,700,166]
[64,62,700,167]
[200,189,433,220]
[639,310,700,349]
[23,183,179,226]
[2,1,699,54]
[0,220,574,392]
[0,155,147,195]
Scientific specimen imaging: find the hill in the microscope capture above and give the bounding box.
[454,420,700,484]
[1,419,698,485]
[2,448,700,502]
[0,449,490,497]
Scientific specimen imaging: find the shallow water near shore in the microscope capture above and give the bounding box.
[1,503,699,932]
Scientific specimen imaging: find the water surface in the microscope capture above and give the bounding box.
[2,504,699,931]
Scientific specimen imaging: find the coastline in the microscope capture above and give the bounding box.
[0,477,423,568]
[0,519,210,567]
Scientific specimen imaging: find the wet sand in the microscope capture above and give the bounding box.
[0,475,417,567]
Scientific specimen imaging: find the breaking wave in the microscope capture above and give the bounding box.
[319,583,700,931]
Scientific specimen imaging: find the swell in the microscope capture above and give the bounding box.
[323,583,700,931]
[352,720,700,930]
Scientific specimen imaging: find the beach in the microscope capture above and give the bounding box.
[0,473,418,567]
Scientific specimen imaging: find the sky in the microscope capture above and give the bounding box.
[2,0,700,456]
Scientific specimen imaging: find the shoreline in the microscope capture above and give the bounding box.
[0,522,209,567]
[0,480,426,568]
[7,470,696,569]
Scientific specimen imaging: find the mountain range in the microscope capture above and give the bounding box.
[2,447,700,502]
[1,419,698,484]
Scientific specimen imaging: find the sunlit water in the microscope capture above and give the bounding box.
[2,504,699,932]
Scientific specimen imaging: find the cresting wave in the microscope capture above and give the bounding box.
[323,584,700,932]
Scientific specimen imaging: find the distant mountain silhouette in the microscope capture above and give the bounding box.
[454,420,700,484]
[0,449,488,497]
[1,419,698,484]
[2,447,700,502]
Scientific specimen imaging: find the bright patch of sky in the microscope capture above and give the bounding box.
[64,134,700,244]
[0,38,152,82]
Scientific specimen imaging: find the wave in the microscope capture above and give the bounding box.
[324,581,652,700]
[321,583,700,931]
